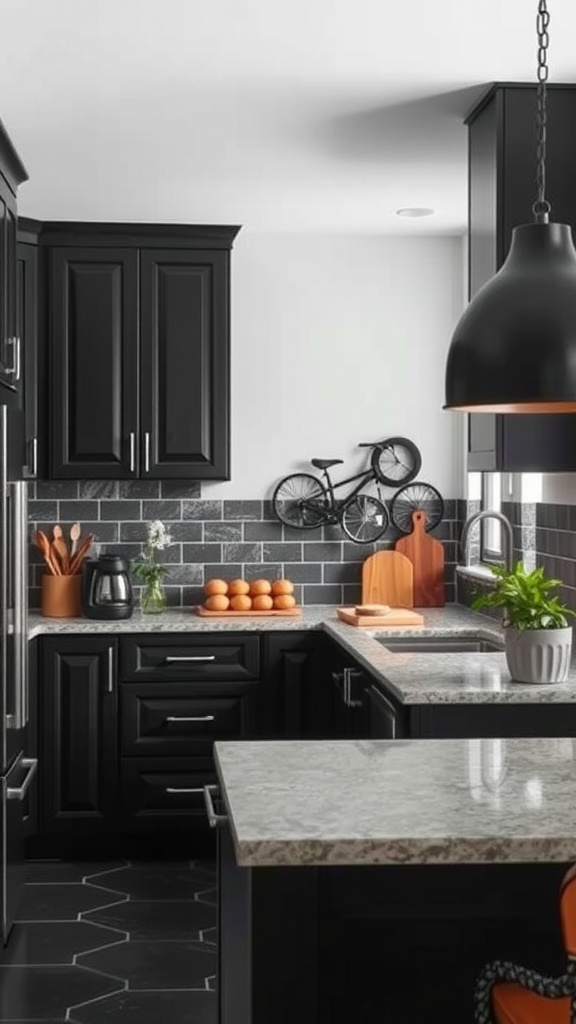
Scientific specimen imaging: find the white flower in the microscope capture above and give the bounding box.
[147,520,173,551]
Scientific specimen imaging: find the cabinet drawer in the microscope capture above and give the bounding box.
[120,758,216,832]
[121,635,260,682]
[121,684,255,755]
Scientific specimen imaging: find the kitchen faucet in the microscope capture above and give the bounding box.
[460,510,514,574]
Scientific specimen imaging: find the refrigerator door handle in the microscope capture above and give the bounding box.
[7,759,37,801]
[9,483,27,730]
[0,407,7,760]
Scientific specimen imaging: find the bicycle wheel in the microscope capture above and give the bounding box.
[390,482,444,534]
[371,437,422,487]
[341,494,389,544]
[272,473,328,529]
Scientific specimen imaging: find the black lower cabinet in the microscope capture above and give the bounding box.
[260,632,328,738]
[219,819,567,1024]
[120,756,217,833]
[38,636,118,838]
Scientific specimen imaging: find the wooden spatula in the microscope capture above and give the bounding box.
[34,530,61,576]
[70,522,81,557]
[52,524,70,575]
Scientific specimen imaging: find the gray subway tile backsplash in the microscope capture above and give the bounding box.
[27,479,461,609]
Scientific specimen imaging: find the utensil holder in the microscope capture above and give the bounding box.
[41,574,82,618]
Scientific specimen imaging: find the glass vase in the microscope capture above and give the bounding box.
[140,578,167,614]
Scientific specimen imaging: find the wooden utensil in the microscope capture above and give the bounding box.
[52,526,70,574]
[34,530,61,576]
[337,607,424,627]
[69,533,95,575]
[70,522,81,556]
[361,550,414,608]
[395,510,445,607]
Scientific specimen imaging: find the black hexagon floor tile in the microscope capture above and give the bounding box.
[0,965,122,1019]
[17,884,127,922]
[99,864,213,900]
[195,887,217,906]
[83,900,216,940]
[78,939,216,989]
[69,990,216,1024]
[0,921,125,965]
[26,861,128,884]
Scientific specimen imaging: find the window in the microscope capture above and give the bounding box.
[481,473,502,563]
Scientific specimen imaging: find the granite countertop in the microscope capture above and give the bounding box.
[28,604,576,705]
[215,736,576,867]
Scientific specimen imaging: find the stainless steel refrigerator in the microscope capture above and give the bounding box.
[0,401,36,944]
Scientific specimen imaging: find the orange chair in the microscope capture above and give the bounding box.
[475,865,576,1023]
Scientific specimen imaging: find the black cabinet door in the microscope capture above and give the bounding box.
[50,247,139,478]
[0,183,19,392]
[261,633,326,739]
[140,248,230,479]
[40,637,118,834]
[17,241,40,477]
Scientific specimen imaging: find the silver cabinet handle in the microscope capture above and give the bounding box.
[7,759,37,801]
[166,786,205,794]
[30,437,38,478]
[144,432,150,473]
[165,655,216,663]
[107,646,114,693]
[5,336,20,382]
[129,432,136,473]
[166,715,215,722]
[203,784,228,827]
[332,668,362,708]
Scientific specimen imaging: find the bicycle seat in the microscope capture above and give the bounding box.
[311,459,343,470]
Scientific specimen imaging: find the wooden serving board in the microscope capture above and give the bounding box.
[337,607,424,627]
[395,510,445,607]
[196,606,302,618]
[361,550,414,608]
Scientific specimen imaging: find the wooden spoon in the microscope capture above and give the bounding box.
[70,533,95,575]
[34,530,61,576]
[70,522,81,557]
[52,525,70,575]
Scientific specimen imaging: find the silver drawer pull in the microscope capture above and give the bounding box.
[7,758,38,801]
[203,784,228,827]
[166,715,215,722]
[164,655,216,663]
[166,786,205,794]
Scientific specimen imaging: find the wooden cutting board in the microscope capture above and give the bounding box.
[361,551,414,608]
[337,607,424,627]
[395,510,445,607]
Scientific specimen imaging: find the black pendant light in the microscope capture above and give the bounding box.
[444,0,576,413]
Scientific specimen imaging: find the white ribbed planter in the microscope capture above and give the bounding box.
[505,626,573,684]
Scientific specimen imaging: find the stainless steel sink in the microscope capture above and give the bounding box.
[377,636,504,654]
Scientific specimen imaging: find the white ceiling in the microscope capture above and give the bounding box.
[2,0,576,234]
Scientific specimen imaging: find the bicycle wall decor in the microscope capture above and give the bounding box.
[272,436,444,544]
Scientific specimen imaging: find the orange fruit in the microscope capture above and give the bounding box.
[204,578,228,596]
[271,579,294,596]
[252,594,273,611]
[204,594,230,612]
[273,593,296,610]
[249,579,272,597]
[230,594,252,611]
[228,579,250,596]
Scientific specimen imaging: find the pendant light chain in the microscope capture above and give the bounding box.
[534,0,551,223]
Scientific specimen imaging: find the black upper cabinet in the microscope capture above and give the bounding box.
[40,222,239,480]
[51,246,139,478]
[467,84,576,471]
[17,219,43,478]
[0,119,28,394]
[140,248,229,479]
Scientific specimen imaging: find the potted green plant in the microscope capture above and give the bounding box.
[472,562,574,683]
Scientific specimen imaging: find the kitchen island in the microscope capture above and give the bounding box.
[215,737,576,1023]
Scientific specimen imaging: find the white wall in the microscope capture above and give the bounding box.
[541,476,576,505]
[203,232,465,500]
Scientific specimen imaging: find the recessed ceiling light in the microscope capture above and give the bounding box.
[396,207,435,218]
